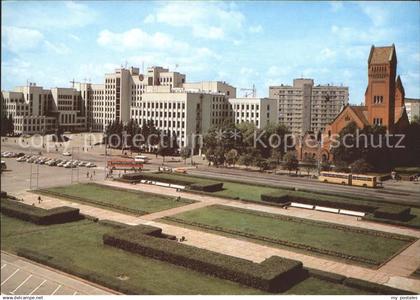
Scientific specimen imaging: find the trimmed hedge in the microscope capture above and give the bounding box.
[0,198,83,225]
[260,192,289,204]
[362,215,420,230]
[121,172,224,192]
[190,182,224,192]
[373,206,411,221]
[16,248,153,295]
[343,277,415,295]
[103,225,307,292]
[305,268,346,284]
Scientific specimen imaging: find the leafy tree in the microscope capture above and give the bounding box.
[180,147,190,164]
[334,160,350,173]
[302,157,317,176]
[283,152,299,174]
[350,158,373,174]
[320,161,332,171]
[225,149,239,166]
[239,153,255,168]
[255,157,269,171]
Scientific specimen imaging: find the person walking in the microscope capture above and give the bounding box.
[86,171,89,178]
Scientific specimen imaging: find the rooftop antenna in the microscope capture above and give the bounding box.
[70,78,76,88]
[240,84,256,98]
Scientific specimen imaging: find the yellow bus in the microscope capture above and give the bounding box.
[319,171,378,188]
[319,171,351,185]
[351,174,377,188]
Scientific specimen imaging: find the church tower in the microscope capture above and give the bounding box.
[365,44,397,130]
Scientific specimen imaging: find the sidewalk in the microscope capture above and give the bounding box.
[13,187,420,293]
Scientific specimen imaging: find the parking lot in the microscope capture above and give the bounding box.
[1,252,112,295]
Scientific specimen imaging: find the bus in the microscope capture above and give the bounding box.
[107,160,143,171]
[134,155,150,164]
[351,174,377,188]
[319,171,378,188]
[319,171,351,185]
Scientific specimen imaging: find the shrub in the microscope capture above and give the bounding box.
[373,206,411,221]
[343,277,415,295]
[261,192,289,203]
[189,182,223,192]
[0,198,83,225]
[16,248,153,295]
[103,225,307,292]
[362,215,420,229]
[0,191,7,198]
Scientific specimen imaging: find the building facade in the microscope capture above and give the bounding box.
[322,44,409,161]
[404,98,420,123]
[269,79,348,134]
[228,97,277,129]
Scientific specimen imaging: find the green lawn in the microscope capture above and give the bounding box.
[1,214,368,295]
[162,205,414,266]
[40,183,195,215]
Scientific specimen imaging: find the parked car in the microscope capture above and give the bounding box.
[86,162,96,168]
[62,152,71,156]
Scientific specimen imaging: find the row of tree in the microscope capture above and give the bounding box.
[1,114,14,136]
[331,119,420,172]
[104,120,179,161]
[202,121,296,171]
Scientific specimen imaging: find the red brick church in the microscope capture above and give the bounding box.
[297,44,410,162]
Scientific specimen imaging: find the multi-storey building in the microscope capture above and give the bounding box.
[269,79,349,134]
[228,98,277,129]
[1,83,57,134]
[404,98,420,123]
[50,87,86,132]
[130,81,236,148]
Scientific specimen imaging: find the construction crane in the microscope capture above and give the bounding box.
[69,78,81,88]
[240,84,256,98]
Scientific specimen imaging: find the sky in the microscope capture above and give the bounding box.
[2,1,419,104]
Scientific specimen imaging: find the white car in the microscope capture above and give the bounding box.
[86,162,96,168]
[62,152,72,156]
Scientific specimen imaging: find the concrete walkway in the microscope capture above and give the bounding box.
[12,185,420,293]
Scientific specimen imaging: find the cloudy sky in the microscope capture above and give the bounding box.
[2,1,419,103]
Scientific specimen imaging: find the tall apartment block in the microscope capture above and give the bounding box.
[1,83,85,134]
[269,79,349,134]
[228,98,277,129]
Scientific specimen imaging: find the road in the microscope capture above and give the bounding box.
[188,167,420,205]
[1,252,113,295]
[2,134,419,204]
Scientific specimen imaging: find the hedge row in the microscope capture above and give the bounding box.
[343,277,415,295]
[103,225,307,292]
[0,198,83,225]
[373,206,411,221]
[262,193,415,224]
[209,205,414,242]
[362,215,420,230]
[260,192,289,204]
[162,216,380,266]
[305,268,414,295]
[36,189,149,216]
[121,172,224,192]
[16,248,153,295]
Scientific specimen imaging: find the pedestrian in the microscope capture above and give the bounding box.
[90,174,93,180]
[38,196,42,204]
[93,170,96,176]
